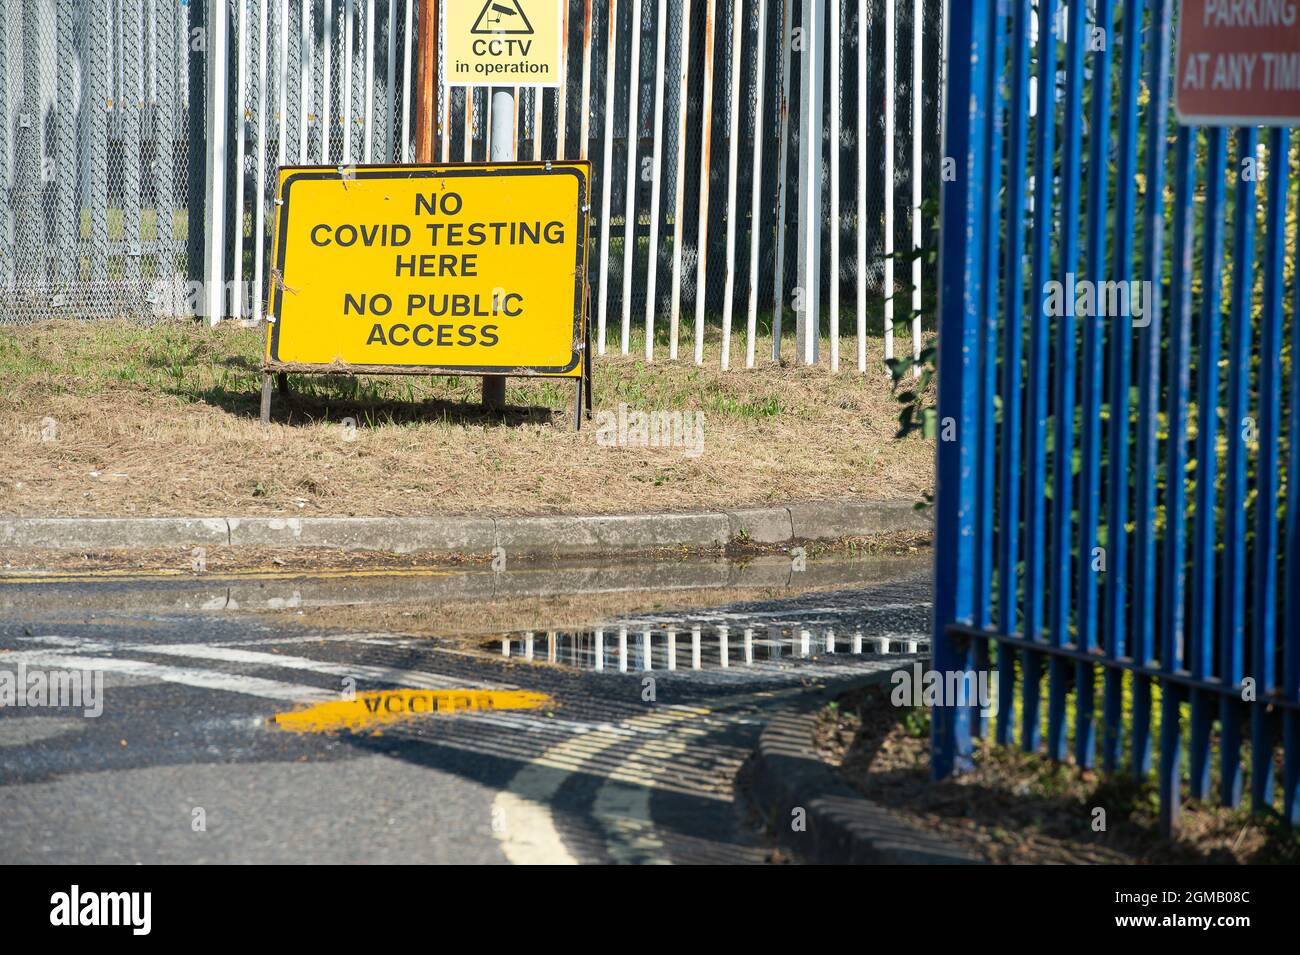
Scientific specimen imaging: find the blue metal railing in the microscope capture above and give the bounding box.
[933,0,1300,832]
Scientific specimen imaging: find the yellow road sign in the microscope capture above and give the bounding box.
[444,0,564,87]
[266,162,589,377]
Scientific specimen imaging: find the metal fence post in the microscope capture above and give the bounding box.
[909,0,922,369]
[123,0,143,294]
[55,0,79,299]
[619,0,644,355]
[480,86,515,412]
[1287,230,1300,826]
[156,0,181,309]
[93,0,113,291]
[595,0,619,355]
[719,0,743,370]
[771,0,792,361]
[930,0,988,780]
[693,0,718,366]
[795,0,823,365]
[644,0,668,361]
[202,0,229,323]
[0,4,11,297]
[882,0,894,363]
[744,0,767,369]
[667,0,690,361]
[16,0,46,292]
[251,0,269,324]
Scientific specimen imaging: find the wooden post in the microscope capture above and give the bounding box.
[414,0,438,163]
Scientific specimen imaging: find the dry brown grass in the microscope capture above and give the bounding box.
[818,684,1300,864]
[0,320,933,518]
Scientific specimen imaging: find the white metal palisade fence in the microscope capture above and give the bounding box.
[1,1,942,375]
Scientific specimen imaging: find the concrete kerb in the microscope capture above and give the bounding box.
[0,500,930,556]
[747,669,983,865]
[0,517,232,550]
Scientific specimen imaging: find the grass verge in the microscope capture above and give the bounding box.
[0,319,933,518]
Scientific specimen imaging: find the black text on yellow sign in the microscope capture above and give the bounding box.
[267,163,589,377]
[444,0,564,87]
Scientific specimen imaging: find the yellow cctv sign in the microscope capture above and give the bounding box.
[444,0,564,86]
[266,162,589,377]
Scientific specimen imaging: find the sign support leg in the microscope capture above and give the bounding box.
[573,373,583,432]
[483,377,506,413]
[260,373,273,424]
[584,297,593,420]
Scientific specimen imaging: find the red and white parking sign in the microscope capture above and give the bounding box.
[1176,0,1300,125]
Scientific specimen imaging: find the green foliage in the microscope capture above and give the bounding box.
[901,704,931,739]
[886,344,938,440]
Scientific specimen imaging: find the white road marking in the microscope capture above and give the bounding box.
[0,716,88,747]
[6,653,333,703]
[1,647,78,664]
[132,643,505,691]
[8,634,505,701]
[217,632,418,648]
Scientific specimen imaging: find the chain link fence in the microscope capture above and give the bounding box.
[0,0,199,325]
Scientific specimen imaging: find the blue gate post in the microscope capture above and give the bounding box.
[1159,123,1196,837]
[995,0,1033,749]
[1132,0,1174,780]
[1022,0,1057,756]
[1252,127,1289,815]
[1284,124,1300,827]
[930,0,990,780]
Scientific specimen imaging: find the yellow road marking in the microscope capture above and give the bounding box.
[270,688,551,734]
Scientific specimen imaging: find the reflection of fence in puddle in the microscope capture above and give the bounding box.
[498,625,929,673]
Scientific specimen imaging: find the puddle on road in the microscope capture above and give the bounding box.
[490,626,928,674]
[4,551,934,677]
[269,553,932,645]
[1,552,929,624]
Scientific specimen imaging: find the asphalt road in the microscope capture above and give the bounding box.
[0,559,932,864]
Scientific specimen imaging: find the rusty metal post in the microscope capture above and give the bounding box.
[414,0,437,162]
